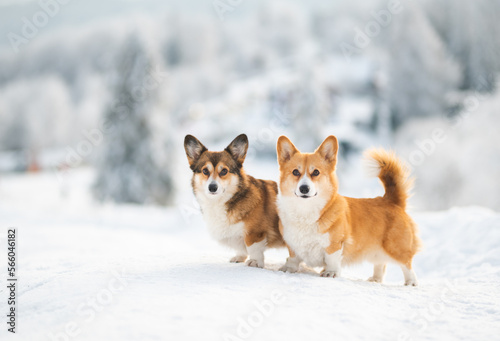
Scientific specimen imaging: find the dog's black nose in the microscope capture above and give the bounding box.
[208,183,218,193]
[299,185,310,194]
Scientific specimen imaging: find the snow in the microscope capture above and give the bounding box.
[0,168,499,341]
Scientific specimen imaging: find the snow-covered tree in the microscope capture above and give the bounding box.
[286,69,330,151]
[0,76,73,152]
[424,0,500,92]
[387,2,460,127]
[93,33,174,205]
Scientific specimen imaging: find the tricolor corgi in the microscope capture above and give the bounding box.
[184,134,286,268]
[276,135,421,286]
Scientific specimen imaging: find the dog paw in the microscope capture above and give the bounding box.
[230,255,247,263]
[279,264,298,273]
[405,279,418,287]
[320,270,339,278]
[246,259,264,268]
[367,277,383,283]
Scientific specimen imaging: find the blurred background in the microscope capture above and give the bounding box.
[0,0,499,211]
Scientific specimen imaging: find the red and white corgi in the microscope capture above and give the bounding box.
[276,135,421,286]
[184,134,286,268]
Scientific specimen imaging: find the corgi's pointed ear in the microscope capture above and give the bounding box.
[315,135,338,163]
[184,135,207,166]
[277,135,299,164]
[225,134,248,165]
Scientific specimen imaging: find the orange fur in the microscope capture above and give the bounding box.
[277,135,421,285]
[225,169,284,248]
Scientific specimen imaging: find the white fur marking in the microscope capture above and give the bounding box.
[206,177,223,196]
[361,248,397,265]
[323,246,343,275]
[277,194,329,268]
[295,173,317,197]
[246,239,267,268]
[402,265,418,286]
[196,191,245,252]
[368,264,386,283]
[279,256,302,273]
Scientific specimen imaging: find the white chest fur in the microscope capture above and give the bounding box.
[277,195,330,268]
[196,195,245,251]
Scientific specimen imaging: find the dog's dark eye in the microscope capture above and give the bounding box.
[292,169,300,176]
[220,169,228,176]
[202,168,209,176]
[312,169,320,177]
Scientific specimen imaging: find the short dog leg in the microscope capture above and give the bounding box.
[279,245,301,273]
[321,245,343,278]
[279,256,301,273]
[401,264,418,286]
[368,264,386,283]
[230,242,248,263]
[245,239,266,268]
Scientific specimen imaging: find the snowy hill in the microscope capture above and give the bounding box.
[0,169,498,341]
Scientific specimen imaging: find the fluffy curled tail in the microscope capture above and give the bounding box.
[364,148,413,209]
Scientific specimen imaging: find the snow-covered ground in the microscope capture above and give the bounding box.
[0,168,499,341]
